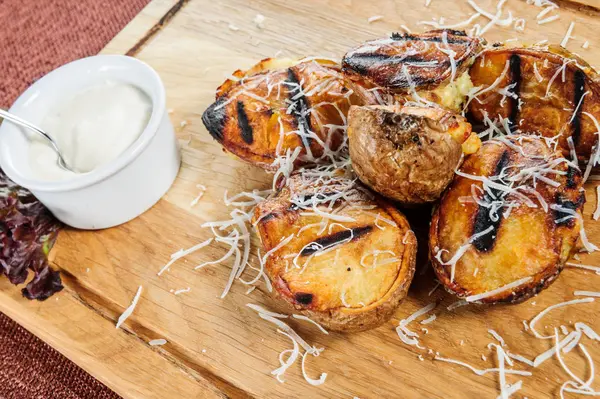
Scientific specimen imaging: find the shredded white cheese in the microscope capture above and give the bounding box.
[301,351,327,386]
[116,286,143,329]
[565,262,600,274]
[550,204,598,252]
[560,22,575,48]
[149,339,167,346]
[433,355,532,376]
[488,329,506,347]
[529,297,595,339]
[574,290,600,298]
[594,186,600,221]
[292,314,329,335]
[158,238,213,276]
[537,15,559,25]
[190,184,207,207]
[254,14,265,29]
[513,18,525,32]
[367,15,384,23]
[174,287,191,295]
[465,277,532,303]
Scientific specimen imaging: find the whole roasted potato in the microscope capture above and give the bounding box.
[430,135,585,304]
[347,105,480,204]
[253,169,417,332]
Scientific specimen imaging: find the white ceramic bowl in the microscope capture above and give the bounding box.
[0,55,180,229]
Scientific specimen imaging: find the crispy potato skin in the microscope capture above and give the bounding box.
[202,58,383,170]
[468,46,600,160]
[348,105,476,204]
[253,174,417,332]
[429,135,583,304]
[342,30,483,92]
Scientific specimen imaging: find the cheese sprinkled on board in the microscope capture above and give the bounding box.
[116,286,143,329]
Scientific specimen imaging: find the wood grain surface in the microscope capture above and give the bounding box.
[3,0,600,398]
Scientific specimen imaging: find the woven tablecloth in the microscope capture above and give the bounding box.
[1,0,151,397]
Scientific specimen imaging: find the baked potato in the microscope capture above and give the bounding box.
[342,30,484,111]
[253,170,417,332]
[347,105,480,204]
[202,58,385,171]
[468,45,600,161]
[430,135,585,304]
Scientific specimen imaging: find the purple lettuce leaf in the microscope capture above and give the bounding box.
[0,169,63,300]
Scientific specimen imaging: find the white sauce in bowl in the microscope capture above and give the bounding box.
[28,81,152,181]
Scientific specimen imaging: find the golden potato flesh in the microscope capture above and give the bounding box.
[347,105,478,204]
[253,170,417,332]
[430,135,584,304]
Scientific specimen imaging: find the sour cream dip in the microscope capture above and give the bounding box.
[29,80,152,181]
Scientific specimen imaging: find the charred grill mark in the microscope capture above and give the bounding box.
[236,101,253,144]
[471,150,511,252]
[202,97,227,142]
[257,212,276,224]
[286,68,312,146]
[572,69,586,146]
[509,54,522,126]
[343,53,449,87]
[566,166,578,189]
[294,292,313,305]
[345,53,446,71]
[300,226,373,256]
[343,53,389,75]
[390,31,471,44]
[553,193,585,227]
[288,194,315,211]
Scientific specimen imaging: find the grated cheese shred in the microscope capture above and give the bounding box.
[116,285,143,329]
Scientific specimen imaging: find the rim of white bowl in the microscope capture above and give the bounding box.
[0,55,166,193]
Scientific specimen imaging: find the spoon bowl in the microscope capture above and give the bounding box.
[0,108,75,172]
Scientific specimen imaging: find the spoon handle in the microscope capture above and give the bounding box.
[0,108,73,172]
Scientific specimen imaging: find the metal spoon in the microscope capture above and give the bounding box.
[0,108,75,172]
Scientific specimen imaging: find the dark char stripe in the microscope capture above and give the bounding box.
[202,97,227,142]
[566,166,578,189]
[471,150,511,253]
[509,54,522,126]
[300,225,373,256]
[343,53,448,78]
[390,30,470,44]
[236,101,253,145]
[294,292,313,305]
[572,69,586,146]
[553,193,585,227]
[286,68,312,142]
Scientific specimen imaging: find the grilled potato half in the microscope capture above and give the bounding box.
[342,30,484,111]
[253,171,417,332]
[202,58,383,170]
[468,46,600,161]
[430,135,584,304]
[348,105,480,204]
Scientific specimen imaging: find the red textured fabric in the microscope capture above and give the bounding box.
[0,311,120,399]
[0,0,151,397]
[0,0,150,108]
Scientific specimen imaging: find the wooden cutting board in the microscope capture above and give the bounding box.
[3,0,600,398]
